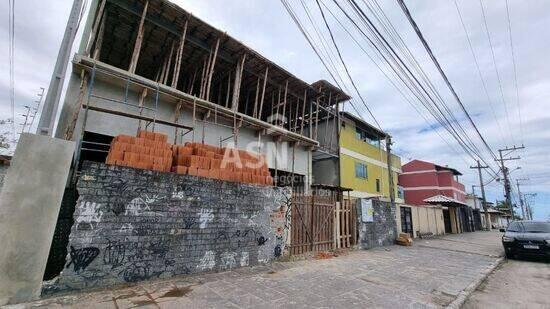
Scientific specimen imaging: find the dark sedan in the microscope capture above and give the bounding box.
[500,221,550,259]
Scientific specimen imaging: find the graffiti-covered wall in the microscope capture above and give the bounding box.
[47,162,291,293]
[356,199,397,250]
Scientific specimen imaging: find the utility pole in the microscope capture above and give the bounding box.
[471,160,490,231]
[516,178,529,220]
[37,0,85,137]
[385,136,395,207]
[496,145,525,219]
[471,185,477,209]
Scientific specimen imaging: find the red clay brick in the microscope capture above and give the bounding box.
[174,166,188,175]
[197,168,209,178]
[187,167,198,176]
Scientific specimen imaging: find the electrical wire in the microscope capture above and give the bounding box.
[478,0,516,145]
[9,0,16,142]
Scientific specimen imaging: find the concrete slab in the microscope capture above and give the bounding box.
[0,134,75,305]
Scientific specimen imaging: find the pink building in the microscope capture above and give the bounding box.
[399,159,466,206]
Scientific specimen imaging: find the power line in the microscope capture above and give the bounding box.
[9,0,16,141]
[453,0,506,147]
[320,0,471,166]
[478,0,516,145]
[396,0,499,165]
[332,0,499,175]
[313,0,382,129]
[505,0,524,145]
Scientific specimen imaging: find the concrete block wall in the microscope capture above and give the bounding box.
[46,162,291,293]
[356,200,397,249]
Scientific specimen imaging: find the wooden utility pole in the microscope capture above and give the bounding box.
[496,145,525,219]
[471,160,490,231]
[385,136,395,207]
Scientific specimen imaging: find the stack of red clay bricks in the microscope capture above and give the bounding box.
[106,132,273,186]
[171,142,274,186]
[105,131,173,172]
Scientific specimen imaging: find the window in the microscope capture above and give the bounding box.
[376,179,381,192]
[355,162,368,179]
[355,127,381,148]
[397,186,404,199]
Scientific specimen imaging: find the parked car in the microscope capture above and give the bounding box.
[500,221,550,259]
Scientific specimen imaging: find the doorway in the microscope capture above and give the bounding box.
[443,208,452,234]
[400,206,413,236]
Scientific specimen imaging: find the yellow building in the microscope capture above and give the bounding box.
[338,112,402,201]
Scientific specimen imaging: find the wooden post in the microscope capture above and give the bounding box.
[85,0,107,56]
[225,72,231,108]
[281,80,289,128]
[253,77,261,117]
[173,101,183,144]
[93,12,106,60]
[315,98,320,140]
[300,89,307,136]
[171,20,188,89]
[162,42,175,85]
[257,66,269,120]
[231,53,247,111]
[205,38,220,101]
[276,86,282,125]
[129,0,149,74]
[188,68,197,95]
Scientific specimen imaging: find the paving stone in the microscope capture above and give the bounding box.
[15,231,506,308]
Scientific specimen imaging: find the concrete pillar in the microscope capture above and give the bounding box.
[0,134,75,305]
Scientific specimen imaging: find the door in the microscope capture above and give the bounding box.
[290,193,336,255]
[400,206,413,236]
[443,209,452,234]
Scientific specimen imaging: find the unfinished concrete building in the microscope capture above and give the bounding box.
[54,0,354,190]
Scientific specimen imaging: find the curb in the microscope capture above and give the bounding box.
[445,257,505,309]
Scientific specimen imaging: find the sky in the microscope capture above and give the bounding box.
[0,0,548,220]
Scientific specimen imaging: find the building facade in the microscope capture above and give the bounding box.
[311,107,402,202]
[399,159,466,205]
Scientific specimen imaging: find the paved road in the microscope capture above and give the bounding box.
[464,258,550,309]
[4,232,503,308]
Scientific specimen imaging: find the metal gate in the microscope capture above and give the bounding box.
[290,193,336,255]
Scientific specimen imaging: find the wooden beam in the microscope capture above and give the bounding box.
[83,104,193,130]
[85,0,107,56]
[109,0,311,101]
[205,38,220,102]
[162,42,175,85]
[171,20,188,89]
[231,53,247,111]
[93,11,106,60]
[300,89,307,136]
[225,71,231,108]
[128,0,149,74]
[258,66,269,120]
[253,77,260,118]
[281,80,288,128]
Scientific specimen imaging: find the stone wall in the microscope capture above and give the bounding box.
[47,162,291,293]
[356,199,397,249]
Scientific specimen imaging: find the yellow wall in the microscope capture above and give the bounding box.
[339,121,402,199]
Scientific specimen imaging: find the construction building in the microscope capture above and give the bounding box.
[53,0,353,191]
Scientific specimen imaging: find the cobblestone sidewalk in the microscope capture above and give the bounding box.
[4,231,503,309]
